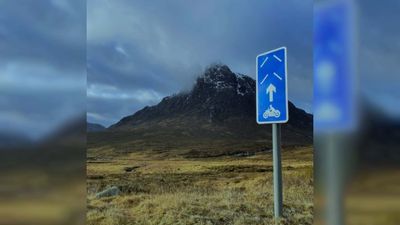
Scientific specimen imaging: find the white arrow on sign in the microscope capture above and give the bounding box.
[266,83,276,102]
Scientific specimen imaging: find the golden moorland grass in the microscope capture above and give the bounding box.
[87,146,314,225]
[344,169,400,225]
[0,169,86,225]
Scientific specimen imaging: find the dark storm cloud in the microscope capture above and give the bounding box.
[87,0,313,126]
[356,1,400,116]
[87,42,182,94]
[0,0,85,71]
[0,0,86,139]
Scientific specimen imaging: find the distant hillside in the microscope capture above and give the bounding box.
[0,132,32,150]
[107,64,312,147]
[358,100,400,164]
[87,122,106,132]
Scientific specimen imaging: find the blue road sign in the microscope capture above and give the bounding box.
[256,47,288,124]
[314,1,356,132]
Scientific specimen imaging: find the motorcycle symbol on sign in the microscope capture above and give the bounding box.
[263,105,281,119]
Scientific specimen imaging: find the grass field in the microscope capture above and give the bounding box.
[87,143,314,225]
[0,173,85,225]
[0,148,86,225]
[344,168,400,225]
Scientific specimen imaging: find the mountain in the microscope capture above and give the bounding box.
[108,64,312,146]
[87,122,106,132]
[358,100,400,164]
[0,132,32,150]
[39,114,86,148]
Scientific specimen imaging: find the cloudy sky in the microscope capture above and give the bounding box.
[87,0,313,127]
[356,1,400,118]
[0,0,86,140]
[1,0,398,139]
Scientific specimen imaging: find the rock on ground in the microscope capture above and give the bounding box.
[95,186,120,198]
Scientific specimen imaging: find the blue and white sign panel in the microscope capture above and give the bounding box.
[314,1,356,132]
[256,47,288,124]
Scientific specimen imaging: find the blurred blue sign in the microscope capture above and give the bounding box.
[314,1,356,132]
[256,47,288,124]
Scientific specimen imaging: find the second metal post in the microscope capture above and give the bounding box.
[272,123,283,218]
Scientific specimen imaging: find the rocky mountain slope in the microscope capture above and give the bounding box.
[108,64,312,145]
[87,122,106,132]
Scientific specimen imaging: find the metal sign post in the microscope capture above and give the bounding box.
[315,2,357,224]
[272,123,283,217]
[256,47,288,219]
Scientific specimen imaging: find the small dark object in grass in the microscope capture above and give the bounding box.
[124,166,140,172]
[88,175,104,180]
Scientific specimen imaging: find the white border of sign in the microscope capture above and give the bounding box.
[256,46,289,124]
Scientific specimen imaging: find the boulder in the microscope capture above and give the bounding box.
[95,186,120,198]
